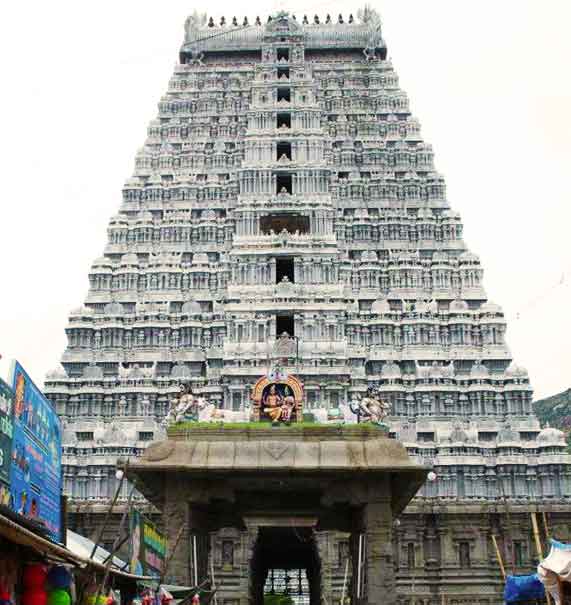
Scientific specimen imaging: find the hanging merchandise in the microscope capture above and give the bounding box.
[23,566,48,590]
[22,564,48,605]
[106,589,117,605]
[45,564,72,605]
[47,567,71,591]
[22,589,47,605]
[0,586,13,605]
[47,590,70,605]
[504,573,545,603]
[158,587,172,605]
[0,553,19,604]
[141,590,153,605]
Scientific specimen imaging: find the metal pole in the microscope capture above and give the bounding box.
[113,480,137,553]
[491,535,506,580]
[193,535,199,587]
[90,460,129,560]
[356,534,363,599]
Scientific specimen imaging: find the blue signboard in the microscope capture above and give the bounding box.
[0,379,14,506]
[10,361,62,541]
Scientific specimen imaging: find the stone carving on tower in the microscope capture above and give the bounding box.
[44,7,571,601]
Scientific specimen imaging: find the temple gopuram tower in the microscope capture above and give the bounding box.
[45,8,571,604]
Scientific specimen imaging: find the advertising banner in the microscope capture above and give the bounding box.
[0,379,14,506]
[129,509,166,578]
[10,361,62,541]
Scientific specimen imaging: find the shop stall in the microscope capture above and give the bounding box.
[0,512,151,605]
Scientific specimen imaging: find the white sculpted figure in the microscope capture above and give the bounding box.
[349,388,391,425]
[184,11,207,42]
[165,383,208,425]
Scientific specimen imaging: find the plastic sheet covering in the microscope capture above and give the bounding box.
[504,573,545,603]
[537,539,571,605]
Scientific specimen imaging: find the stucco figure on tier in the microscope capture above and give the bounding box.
[350,388,391,425]
[165,383,208,425]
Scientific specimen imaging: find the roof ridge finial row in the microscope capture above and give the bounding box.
[202,13,358,28]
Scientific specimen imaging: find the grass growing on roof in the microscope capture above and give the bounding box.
[169,421,387,431]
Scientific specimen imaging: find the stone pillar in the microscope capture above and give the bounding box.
[314,531,333,604]
[238,526,259,605]
[363,484,395,605]
[163,489,190,585]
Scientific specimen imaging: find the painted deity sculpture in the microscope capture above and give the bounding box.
[281,386,295,422]
[263,385,284,422]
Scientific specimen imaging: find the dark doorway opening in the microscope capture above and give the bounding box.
[250,527,321,605]
[277,87,291,102]
[277,48,290,61]
[276,257,295,283]
[277,142,292,161]
[276,314,294,337]
[260,213,309,235]
[276,173,292,194]
[277,112,291,129]
[277,67,290,79]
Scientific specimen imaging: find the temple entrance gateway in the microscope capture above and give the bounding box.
[251,525,320,604]
[127,425,427,604]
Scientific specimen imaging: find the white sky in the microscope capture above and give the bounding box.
[0,0,569,400]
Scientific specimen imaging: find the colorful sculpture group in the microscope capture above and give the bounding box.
[261,384,296,424]
[164,378,391,427]
[251,368,304,423]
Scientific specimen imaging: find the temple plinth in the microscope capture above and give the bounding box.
[127,425,427,604]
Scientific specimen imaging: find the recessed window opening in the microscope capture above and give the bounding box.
[276,314,294,337]
[76,432,94,442]
[276,257,295,283]
[276,173,292,194]
[260,213,310,234]
[277,87,291,102]
[277,67,290,79]
[459,542,471,568]
[514,541,524,567]
[277,142,292,161]
[407,543,415,568]
[417,432,435,443]
[457,470,465,498]
[277,112,291,129]
[277,47,289,61]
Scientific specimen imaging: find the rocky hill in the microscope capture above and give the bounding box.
[534,389,571,447]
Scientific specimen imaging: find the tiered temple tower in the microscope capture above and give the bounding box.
[45,9,571,603]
